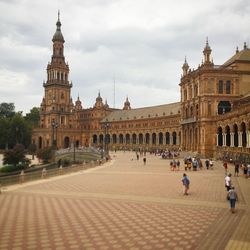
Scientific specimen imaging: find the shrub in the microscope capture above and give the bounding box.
[37,147,54,164]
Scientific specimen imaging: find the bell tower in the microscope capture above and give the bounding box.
[40,12,74,147]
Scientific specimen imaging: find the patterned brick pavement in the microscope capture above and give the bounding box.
[0,152,249,250]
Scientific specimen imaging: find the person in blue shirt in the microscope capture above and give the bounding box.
[182,173,190,195]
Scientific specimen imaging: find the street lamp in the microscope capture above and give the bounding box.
[102,122,111,159]
[51,121,58,148]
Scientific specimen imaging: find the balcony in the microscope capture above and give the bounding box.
[180,117,197,125]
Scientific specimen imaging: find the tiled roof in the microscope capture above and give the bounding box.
[101,102,180,122]
[223,48,250,67]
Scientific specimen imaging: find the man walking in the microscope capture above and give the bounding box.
[227,186,238,213]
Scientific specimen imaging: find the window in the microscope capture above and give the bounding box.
[218,80,223,94]
[226,80,231,94]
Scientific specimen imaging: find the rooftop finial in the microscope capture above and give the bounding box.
[58,10,60,21]
[236,46,239,53]
[244,42,247,50]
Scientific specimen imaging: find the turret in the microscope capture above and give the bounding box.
[123,96,131,110]
[203,38,212,64]
[182,57,189,76]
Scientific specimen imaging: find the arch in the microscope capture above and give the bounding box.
[64,137,70,148]
[225,125,230,146]
[233,124,238,147]
[165,132,170,144]
[152,133,156,145]
[93,134,97,144]
[217,127,223,146]
[132,134,137,144]
[159,132,163,145]
[145,133,150,144]
[126,134,130,144]
[139,133,143,144]
[38,136,42,149]
[112,134,117,144]
[172,131,177,145]
[119,134,123,144]
[99,134,104,144]
[218,101,231,115]
[241,122,247,147]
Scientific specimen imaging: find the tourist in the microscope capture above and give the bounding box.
[205,159,209,170]
[182,173,190,195]
[192,158,198,171]
[242,164,247,178]
[143,157,146,165]
[247,163,250,178]
[209,159,214,169]
[176,160,180,171]
[234,162,240,177]
[223,161,228,174]
[225,173,232,192]
[227,186,238,213]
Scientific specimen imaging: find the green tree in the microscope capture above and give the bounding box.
[10,113,32,148]
[0,117,11,149]
[0,103,15,118]
[25,107,40,127]
[3,144,30,167]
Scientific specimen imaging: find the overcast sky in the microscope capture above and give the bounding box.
[0,0,250,114]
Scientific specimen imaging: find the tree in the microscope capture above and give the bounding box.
[0,103,15,118]
[37,147,54,164]
[25,107,40,127]
[10,113,32,148]
[3,144,30,167]
[0,117,11,149]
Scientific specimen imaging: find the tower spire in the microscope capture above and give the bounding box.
[203,37,212,64]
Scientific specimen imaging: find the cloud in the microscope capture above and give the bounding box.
[0,0,250,114]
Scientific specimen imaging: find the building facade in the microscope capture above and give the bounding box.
[32,16,250,160]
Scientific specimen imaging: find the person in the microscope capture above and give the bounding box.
[234,162,240,177]
[205,159,209,170]
[225,173,232,192]
[143,157,146,165]
[192,158,198,171]
[223,161,228,174]
[227,186,238,213]
[182,173,190,195]
[209,159,214,169]
[176,160,180,171]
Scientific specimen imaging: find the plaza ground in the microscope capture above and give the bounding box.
[0,151,249,250]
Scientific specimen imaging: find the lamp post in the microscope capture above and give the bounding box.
[102,122,111,159]
[51,121,58,149]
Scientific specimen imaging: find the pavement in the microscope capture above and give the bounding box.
[0,151,249,250]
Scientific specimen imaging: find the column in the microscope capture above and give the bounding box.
[230,133,234,147]
[170,134,173,145]
[176,134,179,145]
[238,132,242,147]
[222,133,226,146]
[216,134,219,146]
[156,134,159,145]
[247,131,250,148]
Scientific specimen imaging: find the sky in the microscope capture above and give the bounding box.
[0,0,250,114]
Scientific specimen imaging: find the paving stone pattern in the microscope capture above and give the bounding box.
[0,152,249,250]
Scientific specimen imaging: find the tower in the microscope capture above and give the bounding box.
[39,12,74,148]
[182,57,189,76]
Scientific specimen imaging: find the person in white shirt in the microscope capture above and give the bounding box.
[225,173,232,191]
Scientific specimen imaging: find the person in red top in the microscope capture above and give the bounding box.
[223,161,228,174]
